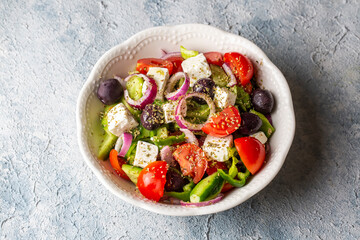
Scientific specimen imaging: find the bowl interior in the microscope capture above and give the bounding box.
[77,24,295,216]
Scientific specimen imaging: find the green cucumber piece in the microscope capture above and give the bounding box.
[210,64,229,87]
[121,164,142,185]
[165,191,191,202]
[97,133,118,160]
[156,127,168,139]
[180,46,199,59]
[120,96,141,121]
[250,109,275,138]
[126,75,144,100]
[190,172,223,203]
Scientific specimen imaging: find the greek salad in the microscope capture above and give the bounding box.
[95,46,275,206]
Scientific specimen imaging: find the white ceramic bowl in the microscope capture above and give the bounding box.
[76,24,295,216]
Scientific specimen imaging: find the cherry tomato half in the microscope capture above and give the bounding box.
[137,161,168,202]
[224,52,254,86]
[204,52,224,66]
[136,58,174,75]
[109,149,130,180]
[234,137,265,174]
[202,106,241,137]
[173,143,208,183]
[165,56,184,73]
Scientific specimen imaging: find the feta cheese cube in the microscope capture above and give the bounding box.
[250,131,268,144]
[162,101,177,123]
[202,135,233,162]
[107,103,138,136]
[214,87,237,109]
[147,67,169,100]
[133,141,159,168]
[181,53,212,87]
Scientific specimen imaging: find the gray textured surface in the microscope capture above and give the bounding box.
[1,0,359,239]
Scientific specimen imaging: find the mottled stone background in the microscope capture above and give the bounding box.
[0,0,359,239]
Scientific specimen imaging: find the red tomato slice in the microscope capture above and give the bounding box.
[136,58,174,75]
[202,106,241,137]
[223,52,254,86]
[165,56,184,73]
[109,149,130,180]
[173,143,208,183]
[243,82,253,94]
[136,161,168,202]
[204,52,223,66]
[234,137,265,174]
[221,183,234,193]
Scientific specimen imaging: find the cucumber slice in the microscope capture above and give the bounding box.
[122,164,142,185]
[210,64,229,87]
[98,133,118,160]
[126,75,144,100]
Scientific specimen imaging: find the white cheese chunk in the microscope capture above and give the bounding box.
[214,87,237,109]
[162,101,177,123]
[107,103,138,137]
[250,131,268,144]
[147,67,169,100]
[133,141,159,168]
[181,53,212,87]
[202,135,233,162]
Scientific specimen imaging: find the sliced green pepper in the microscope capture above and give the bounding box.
[218,169,250,188]
[180,46,199,59]
[152,133,186,146]
[190,172,223,203]
[250,109,275,138]
[165,181,195,202]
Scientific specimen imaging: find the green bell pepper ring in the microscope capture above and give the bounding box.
[218,169,250,188]
[250,109,275,138]
[164,181,195,202]
[180,46,199,59]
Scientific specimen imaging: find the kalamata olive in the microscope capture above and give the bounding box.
[140,104,165,130]
[251,89,274,114]
[97,78,123,105]
[192,78,216,104]
[165,168,189,192]
[238,112,262,135]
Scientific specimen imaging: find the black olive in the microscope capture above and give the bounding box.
[140,104,165,130]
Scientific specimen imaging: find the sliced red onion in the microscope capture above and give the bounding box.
[174,93,216,131]
[124,74,157,109]
[164,72,190,101]
[161,51,182,60]
[180,128,199,146]
[114,75,126,90]
[180,194,224,207]
[160,146,174,165]
[115,133,133,157]
[222,63,237,87]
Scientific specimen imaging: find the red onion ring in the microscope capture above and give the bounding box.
[174,93,215,131]
[222,63,237,87]
[124,74,157,109]
[160,146,175,166]
[180,194,224,207]
[161,51,182,60]
[180,128,199,146]
[164,72,190,101]
[115,133,133,157]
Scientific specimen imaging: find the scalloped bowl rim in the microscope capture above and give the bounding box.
[76,24,295,216]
